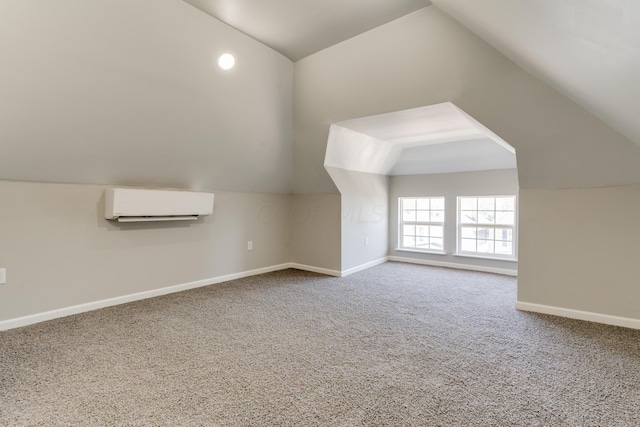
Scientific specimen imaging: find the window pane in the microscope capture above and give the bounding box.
[403,236,416,247]
[478,197,495,210]
[478,211,495,224]
[403,225,415,236]
[430,238,443,249]
[460,198,477,210]
[402,198,416,210]
[430,225,443,238]
[496,197,515,211]
[431,198,445,210]
[416,211,430,222]
[495,228,513,242]
[461,226,476,238]
[416,225,429,237]
[461,211,477,224]
[416,199,430,210]
[400,197,447,253]
[456,195,516,258]
[477,240,495,253]
[403,210,416,222]
[496,211,515,225]
[476,227,494,240]
[416,236,429,248]
[495,241,513,255]
[461,239,476,252]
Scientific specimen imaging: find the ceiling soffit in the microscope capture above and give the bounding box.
[325,102,516,176]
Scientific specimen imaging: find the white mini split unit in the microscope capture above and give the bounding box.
[104,188,214,223]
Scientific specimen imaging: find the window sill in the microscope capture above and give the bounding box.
[395,248,447,256]
[454,253,518,262]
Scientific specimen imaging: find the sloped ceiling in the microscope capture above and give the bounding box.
[181,0,430,61]
[431,0,640,148]
[185,0,640,182]
[183,0,640,146]
[0,0,294,193]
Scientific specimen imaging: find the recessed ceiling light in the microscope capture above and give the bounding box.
[218,53,235,70]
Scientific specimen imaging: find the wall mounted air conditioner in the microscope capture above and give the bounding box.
[104,188,214,222]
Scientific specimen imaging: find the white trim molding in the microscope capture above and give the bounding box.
[516,301,640,330]
[287,263,341,277]
[0,258,520,332]
[0,263,294,331]
[0,262,349,331]
[389,255,518,276]
[340,257,389,277]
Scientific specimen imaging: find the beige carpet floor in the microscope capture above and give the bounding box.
[1,262,639,426]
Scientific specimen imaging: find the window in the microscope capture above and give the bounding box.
[457,196,516,259]
[399,197,444,252]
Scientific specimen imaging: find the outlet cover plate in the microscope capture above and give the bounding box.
[0,268,6,284]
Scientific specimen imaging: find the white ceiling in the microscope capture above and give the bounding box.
[325,103,516,176]
[181,0,430,61]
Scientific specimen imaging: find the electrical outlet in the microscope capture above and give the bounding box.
[364,237,369,246]
[248,241,253,251]
[0,268,6,284]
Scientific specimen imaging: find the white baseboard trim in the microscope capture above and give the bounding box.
[0,263,292,332]
[388,256,518,277]
[340,257,389,277]
[287,263,341,277]
[0,258,519,332]
[515,301,640,330]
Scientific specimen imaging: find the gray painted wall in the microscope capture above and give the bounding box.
[326,168,389,271]
[290,194,342,271]
[518,186,640,320]
[0,180,292,321]
[0,0,293,193]
[389,169,519,273]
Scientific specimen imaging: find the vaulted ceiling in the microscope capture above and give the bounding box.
[183,0,640,151]
[181,0,430,61]
[432,0,640,149]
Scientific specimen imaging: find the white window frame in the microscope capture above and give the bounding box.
[398,197,445,254]
[456,195,517,260]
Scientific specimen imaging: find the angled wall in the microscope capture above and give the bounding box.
[326,168,389,272]
[293,7,640,193]
[290,194,342,273]
[0,0,293,193]
[431,0,640,149]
